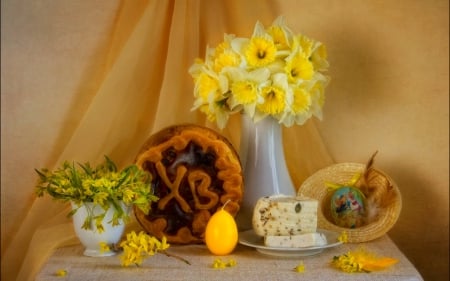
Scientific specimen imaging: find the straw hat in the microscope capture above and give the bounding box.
[298,162,402,243]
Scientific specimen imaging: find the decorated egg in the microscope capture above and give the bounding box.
[205,206,238,255]
[330,186,366,228]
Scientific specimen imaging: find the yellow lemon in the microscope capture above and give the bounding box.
[205,206,238,255]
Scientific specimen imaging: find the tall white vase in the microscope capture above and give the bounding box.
[236,115,296,230]
[71,202,127,257]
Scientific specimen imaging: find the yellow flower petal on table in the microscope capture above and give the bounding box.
[227,259,237,267]
[362,257,399,272]
[338,231,348,243]
[99,242,111,253]
[55,269,67,277]
[294,261,305,273]
[212,259,226,269]
[120,231,174,267]
[159,236,170,251]
[332,248,398,273]
[212,258,237,269]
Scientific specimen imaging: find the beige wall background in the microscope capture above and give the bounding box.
[1,0,448,280]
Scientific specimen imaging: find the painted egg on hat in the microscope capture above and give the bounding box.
[330,186,366,228]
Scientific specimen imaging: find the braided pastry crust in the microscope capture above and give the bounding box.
[134,124,243,244]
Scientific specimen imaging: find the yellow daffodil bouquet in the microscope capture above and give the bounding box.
[189,16,330,129]
[35,156,158,231]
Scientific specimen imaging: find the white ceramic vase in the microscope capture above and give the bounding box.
[71,202,128,257]
[236,115,296,230]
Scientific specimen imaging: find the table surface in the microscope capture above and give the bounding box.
[36,235,423,281]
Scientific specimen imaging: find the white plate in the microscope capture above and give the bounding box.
[238,229,342,257]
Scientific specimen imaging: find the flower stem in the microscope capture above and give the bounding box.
[160,250,191,265]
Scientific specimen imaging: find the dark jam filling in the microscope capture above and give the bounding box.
[143,141,225,235]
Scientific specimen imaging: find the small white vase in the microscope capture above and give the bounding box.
[236,115,296,230]
[71,202,128,257]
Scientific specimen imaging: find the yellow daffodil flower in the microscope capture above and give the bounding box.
[285,52,314,82]
[267,16,293,50]
[244,36,277,67]
[280,84,313,127]
[226,67,269,117]
[189,16,330,129]
[256,73,289,118]
[257,85,286,115]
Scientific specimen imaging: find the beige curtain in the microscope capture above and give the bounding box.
[2,1,333,280]
[3,1,449,281]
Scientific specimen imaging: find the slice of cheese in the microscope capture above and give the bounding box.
[264,232,327,248]
[252,195,318,236]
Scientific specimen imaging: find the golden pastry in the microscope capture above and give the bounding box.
[134,124,244,244]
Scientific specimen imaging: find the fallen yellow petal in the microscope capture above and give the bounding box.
[338,231,348,243]
[55,269,67,277]
[332,248,398,273]
[362,257,399,272]
[294,261,305,273]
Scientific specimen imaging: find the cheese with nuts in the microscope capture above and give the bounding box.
[252,195,318,237]
[264,232,327,248]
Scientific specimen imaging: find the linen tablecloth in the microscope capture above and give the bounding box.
[36,235,422,281]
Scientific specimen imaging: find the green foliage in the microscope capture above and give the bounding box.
[35,156,158,232]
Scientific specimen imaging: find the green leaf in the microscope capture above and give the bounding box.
[78,162,94,177]
[34,168,47,180]
[115,167,131,188]
[82,216,93,230]
[67,207,79,218]
[104,155,117,172]
[110,199,124,218]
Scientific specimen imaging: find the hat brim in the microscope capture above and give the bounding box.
[298,163,402,243]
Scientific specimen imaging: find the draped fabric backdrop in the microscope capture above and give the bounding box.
[1,1,448,281]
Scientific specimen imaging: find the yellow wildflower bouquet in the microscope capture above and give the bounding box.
[118,231,190,267]
[189,16,330,129]
[35,156,158,231]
